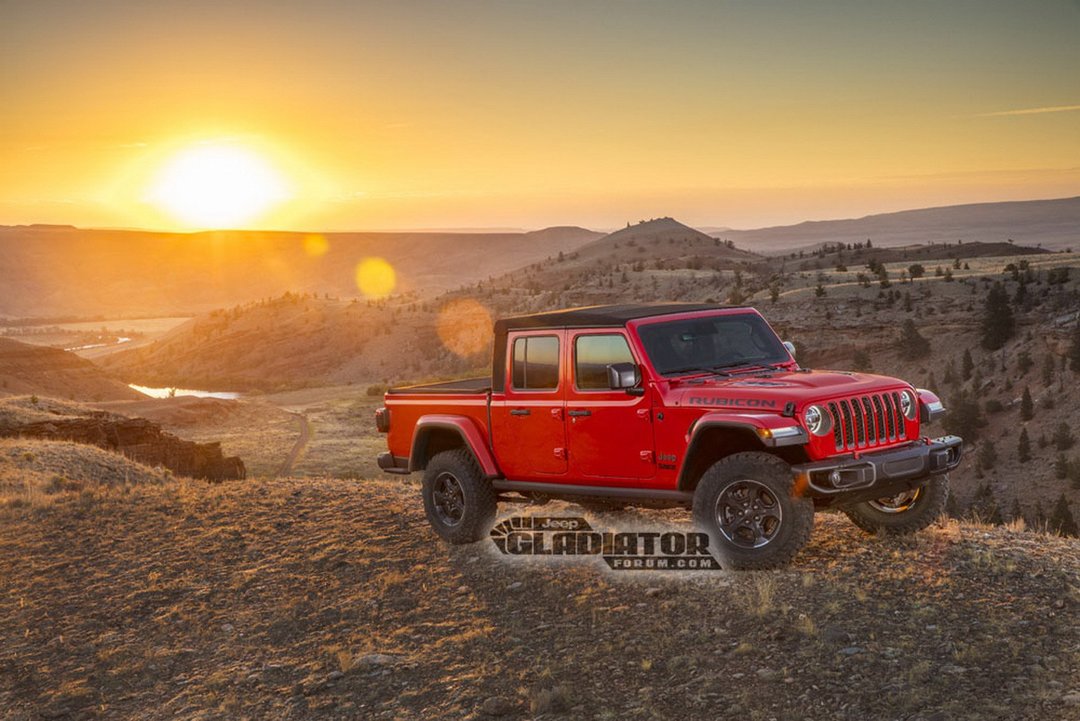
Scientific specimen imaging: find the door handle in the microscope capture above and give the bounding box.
[568,409,591,417]
[510,409,531,416]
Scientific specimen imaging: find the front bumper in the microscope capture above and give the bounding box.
[793,435,962,501]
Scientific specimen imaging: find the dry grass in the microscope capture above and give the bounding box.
[0,438,170,508]
[0,481,1077,720]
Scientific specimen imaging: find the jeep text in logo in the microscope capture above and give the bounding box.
[687,396,778,408]
[490,516,721,571]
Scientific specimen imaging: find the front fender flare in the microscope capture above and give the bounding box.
[677,413,807,490]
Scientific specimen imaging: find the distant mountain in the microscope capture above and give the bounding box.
[721,196,1080,253]
[0,225,603,318]
[0,338,142,401]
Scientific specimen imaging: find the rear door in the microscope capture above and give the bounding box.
[565,331,656,481]
[490,331,568,478]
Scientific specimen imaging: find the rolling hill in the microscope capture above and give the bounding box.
[0,338,143,401]
[98,218,760,390]
[721,195,1080,253]
[0,225,602,319]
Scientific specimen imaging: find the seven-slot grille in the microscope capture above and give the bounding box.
[826,392,908,452]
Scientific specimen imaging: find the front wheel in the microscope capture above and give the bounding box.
[692,452,814,570]
[841,475,949,535]
[421,449,497,544]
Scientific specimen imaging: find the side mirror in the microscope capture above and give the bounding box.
[783,341,796,358]
[607,362,642,393]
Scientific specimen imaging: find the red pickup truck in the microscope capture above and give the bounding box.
[376,304,962,569]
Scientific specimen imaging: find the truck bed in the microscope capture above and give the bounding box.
[386,377,492,395]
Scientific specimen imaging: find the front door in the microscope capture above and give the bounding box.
[565,331,655,481]
[490,331,568,478]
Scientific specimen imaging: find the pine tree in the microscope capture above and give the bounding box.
[1043,354,1055,386]
[943,390,985,442]
[943,359,957,387]
[898,319,931,360]
[1049,494,1078,537]
[1020,387,1034,421]
[980,282,1015,350]
[1017,428,1032,463]
[1017,350,1033,374]
[1054,422,1075,451]
[1056,454,1070,480]
[978,441,997,471]
[1070,323,1080,372]
[970,483,1002,524]
[1009,498,1023,522]
[961,349,974,381]
[1033,501,1047,530]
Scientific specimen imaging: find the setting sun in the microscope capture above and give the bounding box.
[146,142,291,229]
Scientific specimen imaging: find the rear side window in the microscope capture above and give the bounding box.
[511,336,560,390]
[575,334,634,390]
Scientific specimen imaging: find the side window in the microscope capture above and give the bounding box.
[575,334,634,390]
[511,335,560,390]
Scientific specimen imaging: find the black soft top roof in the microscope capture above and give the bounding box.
[491,303,745,392]
[495,303,738,333]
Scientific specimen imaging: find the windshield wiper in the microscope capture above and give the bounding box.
[713,361,788,375]
[664,366,733,378]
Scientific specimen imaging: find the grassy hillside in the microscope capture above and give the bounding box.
[0,437,171,509]
[0,478,1076,720]
[721,195,1080,253]
[0,338,143,401]
[0,225,602,318]
[93,223,1080,524]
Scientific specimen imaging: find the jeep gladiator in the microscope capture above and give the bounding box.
[376,304,963,569]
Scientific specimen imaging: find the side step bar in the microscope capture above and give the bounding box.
[491,479,692,503]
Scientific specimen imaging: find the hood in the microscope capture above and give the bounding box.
[665,369,912,411]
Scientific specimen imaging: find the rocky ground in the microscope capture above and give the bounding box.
[1,477,1078,721]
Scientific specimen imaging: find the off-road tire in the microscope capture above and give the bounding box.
[421,449,497,544]
[692,452,814,570]
[841,475,949,536]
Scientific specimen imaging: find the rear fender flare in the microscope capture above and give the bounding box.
[409,414,500,478]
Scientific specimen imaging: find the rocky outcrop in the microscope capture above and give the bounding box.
[0,412,245,480]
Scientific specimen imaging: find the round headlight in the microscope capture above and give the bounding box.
[804,404,832,436]
[900,390,917,420]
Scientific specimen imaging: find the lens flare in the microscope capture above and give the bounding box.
[304,233,329,256]
[355,257,396,298]
[437,298,494,357]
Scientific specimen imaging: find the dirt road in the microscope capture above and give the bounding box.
[1,478,1077,720]
[276,413,311,478]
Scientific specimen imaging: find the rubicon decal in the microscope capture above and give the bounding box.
[687,396,778,408]
[490,516,721,571]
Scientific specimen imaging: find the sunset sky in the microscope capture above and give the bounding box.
[2,0,1078,231]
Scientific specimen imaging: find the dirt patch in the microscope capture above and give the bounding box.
[1,478,1076,720]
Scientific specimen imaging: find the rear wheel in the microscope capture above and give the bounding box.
[842,475,949,535]
[421,449,497,544]
[692,452,814,570]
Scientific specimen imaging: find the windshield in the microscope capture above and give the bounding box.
[637,313,790,376]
